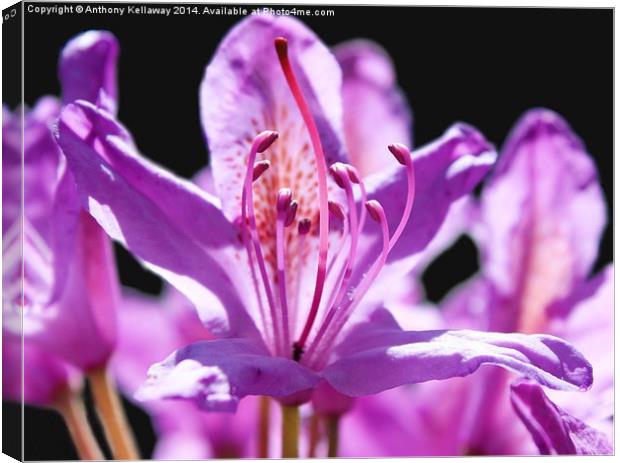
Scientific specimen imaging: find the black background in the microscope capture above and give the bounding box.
[3,2,613,459]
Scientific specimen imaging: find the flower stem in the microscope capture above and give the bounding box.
[258,396,271,458]
[281,404,300,458]
[88,365,139,459]
[327,415,340,458]
[308,413,320,458]
[54,388,104,460]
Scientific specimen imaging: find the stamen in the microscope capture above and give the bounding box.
[298,218,312,236]
[324,164,361,313]
[344,164,367,234]
[291,217,312,336]
[387,143,415,250]
[285,200,298,227]
[277,187,293,213]
[276,188,294,354]
[241,131,281,354]
[253,160,271,181]
[328,200,346,222]
[275,37,330,358]
[308,200,391,369]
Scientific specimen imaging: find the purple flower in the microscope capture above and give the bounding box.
[465,109,612,454]
[56,16,592,414]
[2,31,121,407]
[353,109,612,455]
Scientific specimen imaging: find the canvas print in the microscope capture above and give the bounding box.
[1,1,614,459]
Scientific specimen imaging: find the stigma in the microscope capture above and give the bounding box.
[236,37,415,367]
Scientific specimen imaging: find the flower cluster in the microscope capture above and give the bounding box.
[3,15,612,459]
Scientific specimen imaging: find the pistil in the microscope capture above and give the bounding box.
[275,37,330,359]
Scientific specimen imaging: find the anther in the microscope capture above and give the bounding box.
[329,163,347,189]
[252,160,271,181]
[388,143,410,166]
[344,165,361,184]
[365,200,383,222]
[277,188,293,213]
[328,200,346,222]
[256,130,279,153]
[298,218,312,235]
[285,200,298,227]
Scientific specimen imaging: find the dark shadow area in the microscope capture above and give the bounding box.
[422,235,479,304]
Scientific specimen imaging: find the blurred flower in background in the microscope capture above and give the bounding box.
[336,109,613,456]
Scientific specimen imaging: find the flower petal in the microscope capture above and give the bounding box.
[59,31,119,112]
[136,339,320,412]
[547,264,614,439]
[113,290,189,394]
[476,109,607,332]
[56,103,259,338]
[334,40,412,178]
[324,309,592,397]
[152,397,259,459]
[200,14,346,220]
[3,97,62,239]
[510,379,612,455]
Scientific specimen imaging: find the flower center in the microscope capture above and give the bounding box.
[238,37,415,367]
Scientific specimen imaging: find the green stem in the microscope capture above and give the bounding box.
[54,388,104,460]
[281,404,300,458]
[258,396,271,458]
[88,365,139,460]
[327,415,340,458]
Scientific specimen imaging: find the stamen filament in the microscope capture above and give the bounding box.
[241,132,281,354]
[346,165,368,235]
[291,219,311,330]
[309,200,391,369]
[276,188,294,354]
[306,167,361,362]
[327,165,360,309]
[387,144,415,250]
[275,37,330,358]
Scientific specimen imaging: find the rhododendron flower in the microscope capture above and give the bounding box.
[3,99,81,407]
[56,16,593,434]
[2,30,141,460]
[2,31,120,411]
[340,109,612,456]
[2,31,120,377]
